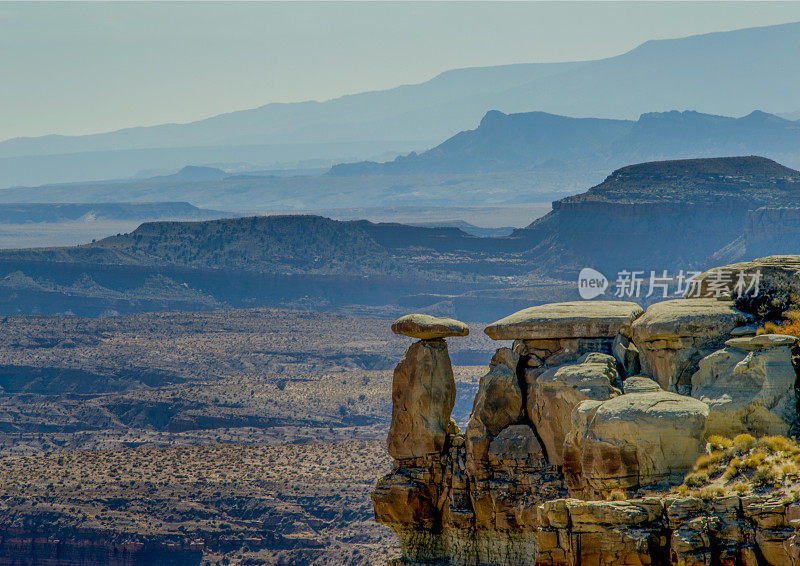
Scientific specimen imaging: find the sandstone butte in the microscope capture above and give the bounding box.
[372,255,800,566]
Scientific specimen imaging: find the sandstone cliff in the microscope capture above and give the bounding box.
[373,258,800,565]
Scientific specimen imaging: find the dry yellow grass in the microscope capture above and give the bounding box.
[676,435,800,500]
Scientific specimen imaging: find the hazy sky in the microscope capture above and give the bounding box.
[2,1,800,141]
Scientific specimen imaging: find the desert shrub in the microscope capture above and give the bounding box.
[742,452,765,470]
[761,435,800,455]
[672,484,690,496]
[682,435,800,496]
[708,435,733,451]
[685,472,710,488]
[722,458,741,481]
[758,308,800,338]
[752,465,778,487]
[733,434,757,453]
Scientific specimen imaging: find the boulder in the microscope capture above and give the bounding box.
[563,389,709,498]
[392,313,469,339]
[529,353,619,465]
[387,339,457,460]
[631,298,751,392]
[691,333,799,437]
[622,376,661,394]
[465,363,523,468]
[490,347,520,372]
[484,301,644,341]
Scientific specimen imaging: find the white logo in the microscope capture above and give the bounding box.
[578,267,608,300]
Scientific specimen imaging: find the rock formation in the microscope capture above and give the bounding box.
[387,314,466,460]
[530,353,620,466]
[692,333,799,438]
[631,298,751,393]
[374,267,800,565]
[563,386,709,498]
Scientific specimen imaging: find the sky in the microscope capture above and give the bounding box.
[2,1,800,141]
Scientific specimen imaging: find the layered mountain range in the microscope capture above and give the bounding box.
[5,110,800,210]
[1,21,799,189]
[2,156,799,320]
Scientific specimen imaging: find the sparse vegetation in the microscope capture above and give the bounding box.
[0,307,489,563]
[758,308,800,338]
[0,441,397,564]
[677,434,800,497]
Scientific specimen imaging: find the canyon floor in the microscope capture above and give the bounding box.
[0,307,494,564]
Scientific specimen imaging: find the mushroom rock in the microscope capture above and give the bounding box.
[386,314,468,461]
[484,301,643,342]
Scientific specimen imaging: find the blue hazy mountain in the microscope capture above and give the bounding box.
[0,21,799,188]
[330,110,800,175]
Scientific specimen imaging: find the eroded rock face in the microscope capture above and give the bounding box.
[392,314,470,339]
[692,333,799,437]
[564,388,709,498]
[487,424,543,463]
[465,362,523,469]
[387,338,457,460]
[631,298,752,392]
[529,353,620,465]
[538,498,666,566]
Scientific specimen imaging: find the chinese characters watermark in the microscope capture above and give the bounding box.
[578,268,761,299]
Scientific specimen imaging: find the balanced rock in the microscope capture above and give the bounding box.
[564,388,709,498]
[691,333,799,437]
[387,339,457,460]
[484,301,643,341]
[529,353,620,466]
[631,298,751,392]
[392,313,469,339]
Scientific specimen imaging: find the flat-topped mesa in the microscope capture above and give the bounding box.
[391,313,469,339]
[386,314,468,461]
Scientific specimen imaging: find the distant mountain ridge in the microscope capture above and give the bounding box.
[331,110,800,175]
[1,21,799,189]
[3,157,800,318]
